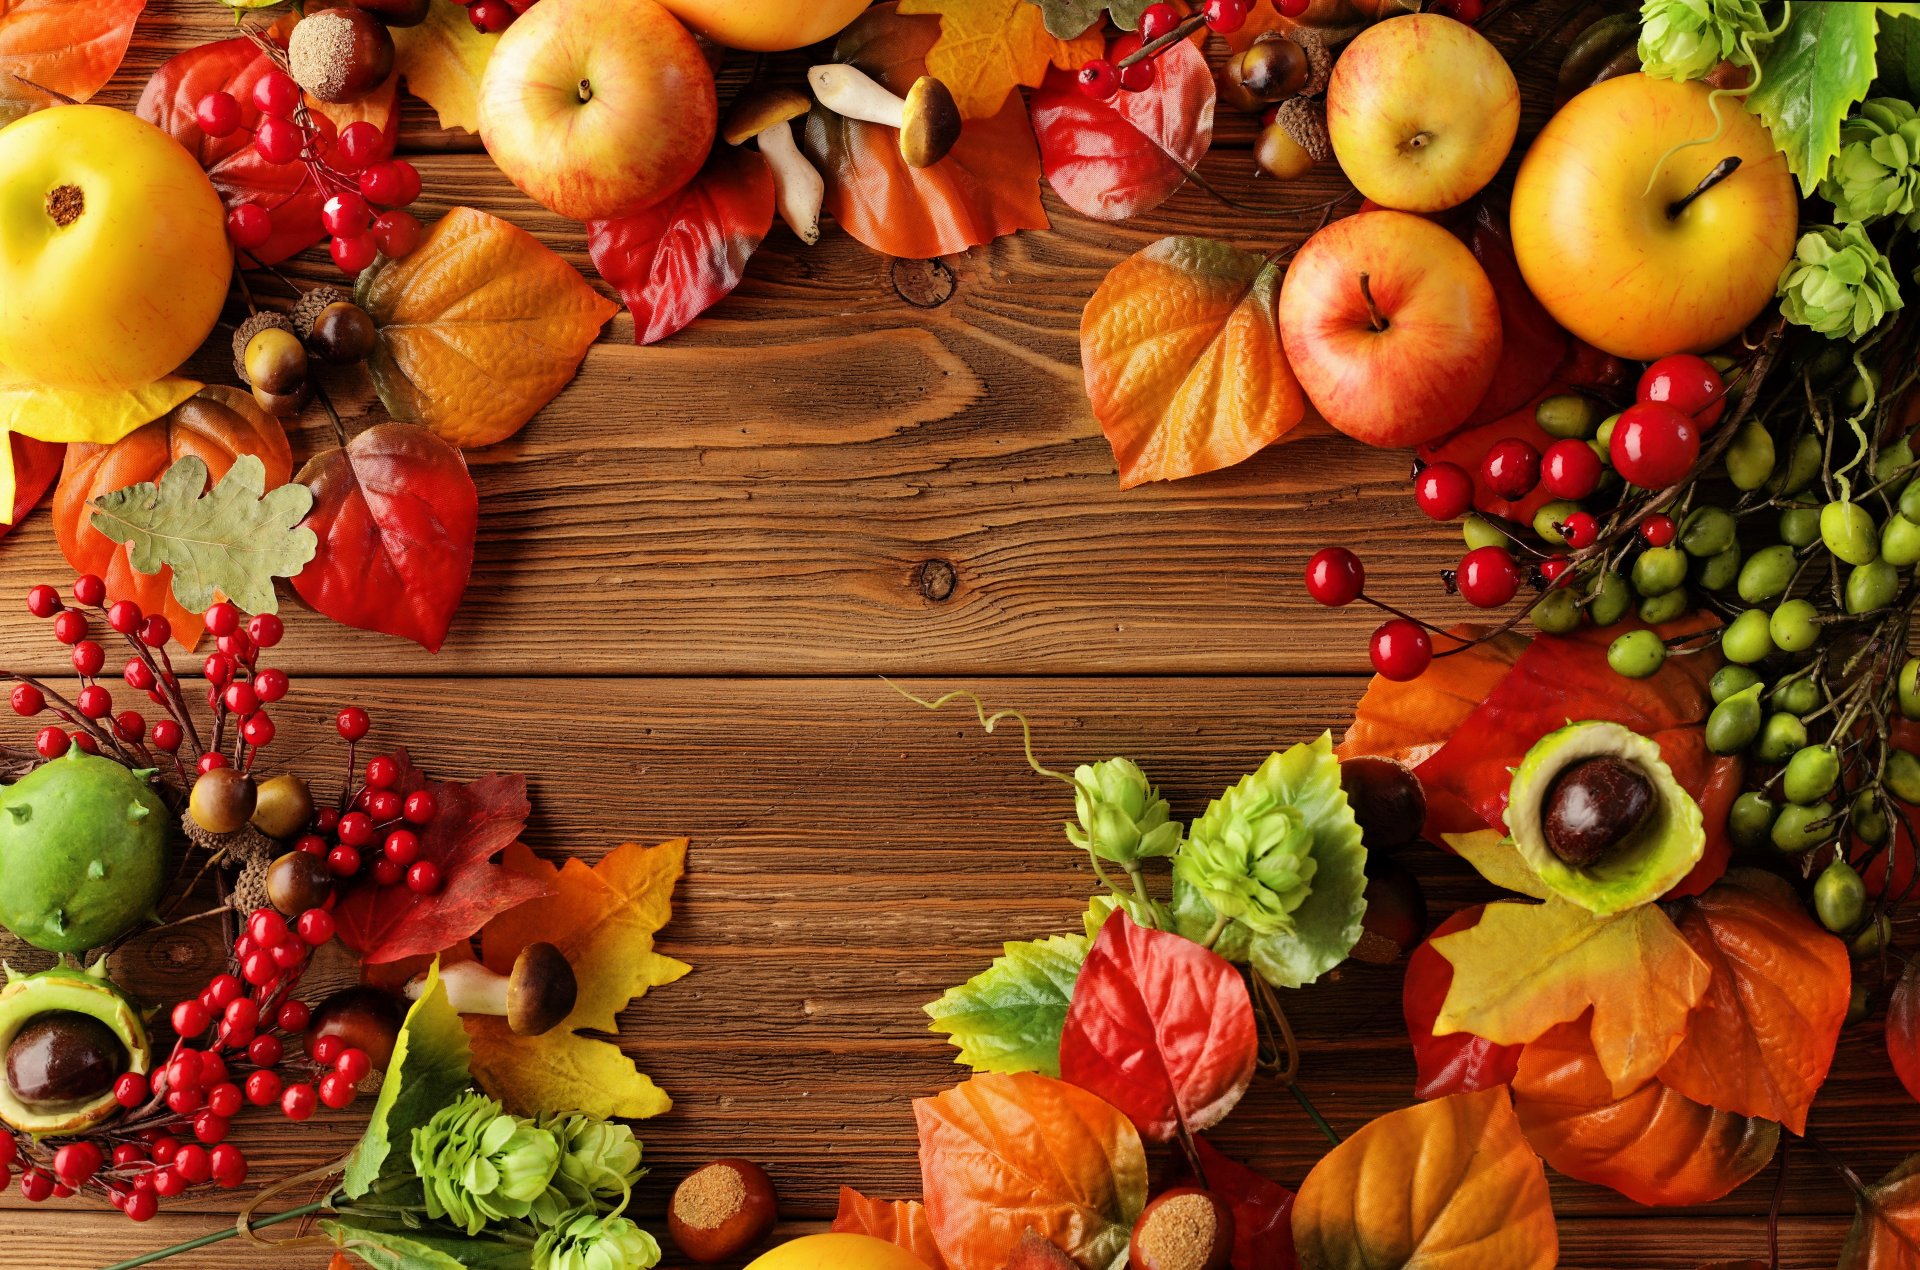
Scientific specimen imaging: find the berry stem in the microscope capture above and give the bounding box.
[95,1200,330,1270]
[1116,12,1207,67]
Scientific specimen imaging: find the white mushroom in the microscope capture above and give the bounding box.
[725,88,824,246]
[409,943,577,1036]
[808,65,962,168]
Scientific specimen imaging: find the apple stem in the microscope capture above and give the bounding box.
[1357,272,1388,333]
[577,78,593,104]
[1666,155,1742,220]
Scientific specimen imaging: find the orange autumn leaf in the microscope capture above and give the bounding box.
[1082,236,1305,489]
[834,1187,951,1269]
[1656,869,1850,1135]
[1291,1086,1557,1270]
[465,839,690,1120]
[1336,624,1523,795]
[1513,1017,1778,1207]
[354,206,619,449]
[0,0,144,125]
[1841,1154,1920,1270]
[897,0,1102,119]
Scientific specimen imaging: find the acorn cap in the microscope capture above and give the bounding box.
[507,942,577,1036]
[900,76,961,168]
[1275,96,1332,163]
[1288,27,1332,96]
[290,285,352,340]
[724,88,811,146]
[231,311,295,385]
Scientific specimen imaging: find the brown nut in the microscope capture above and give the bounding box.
[288,7,395,103]
[304,986,407,1070]
[1130,1187,1233,1270]
[189,767,256,835]
[1350,857,1428,965]
[668,1158,778,1263]
[1339,755,1426,852]
[1543,755,1653,868]
[266,850,334,917]
[252,774,315,839]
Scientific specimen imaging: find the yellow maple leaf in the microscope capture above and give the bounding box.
[899,0,1104,119]
[0,368,201,521]
[392,0,496,133]
[1432,896,1710,1098]
[465,839,691,1120]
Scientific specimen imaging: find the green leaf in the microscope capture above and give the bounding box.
[86,453,315,615]
[342,961,474,1199]
[1022,0,1151,38]
[321,1217,532,1270]
[1874,13,1920,97]
[1748,1,1883,193]
[924,932,1088,1075]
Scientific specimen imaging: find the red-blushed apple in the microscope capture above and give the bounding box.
[478,0,716,222]
[1278,210,1503,449]
[657,0,868,51]
[1326,14,1518,212]
[1510,74,1797,360]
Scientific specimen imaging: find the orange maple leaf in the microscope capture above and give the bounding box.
[898,0,1102,119]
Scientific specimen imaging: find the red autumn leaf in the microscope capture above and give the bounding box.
[802,3,1048,260]
[293,423,478,653]
[1888,958,1920,1105]
[1416,396,1567,529]
[331,755,549,963]
[1403,905,1522,1101]
[1453,205,1572,428]
[1186,1138,1297,1270]
[0,0,143,124]
[1028,38,1214,222]
[587,146,776,346]
[1513,1017,1778,1207]
[1001,1231,1077,1269]
[833,1188,951,1269]
[2,436,64,538]
[1059,912,1258,1141]
[1839,1153,1920,1269]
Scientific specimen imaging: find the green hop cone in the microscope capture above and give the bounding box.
[1173,761,1320,936]
[1821,99,1920,227]
[1065,757,1182,865]
[1637,0,1767,81]
[1777,224,1904,340]
[533,1113,645,1225]
[411,1093,562,1236]
[533,1208,663,1270]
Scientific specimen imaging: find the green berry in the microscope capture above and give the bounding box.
[1721,608,1776,664]
[1587,571,1632,626]
[1874,435,1915,486]
[1729,790,1777,849]
[1705,684,1763,755]
[1853,913,1893,958]
[1779,505,1822,548]
[1692,544,1741,592]
[1770,801,1835,854]
[1596,412,1621,450]
[1531,587,1584,634]
[1768,599,1820,653]
[1737,544,1797,603]
[1881,514,1920,567]
[1853,787,1890,847]
[1680,506,1736,557]
[1821,500,1880,566]
[1889,749,1920,805]
[1724,420,1776,491]
[1638,587,1690,624]
[1632,546,1688,596]
[1846,559,1900,614]
[1814,859,1867,934]
[1772,433,1822,496]
[1607,628,1667,678]
[1771,673,1820,716]
[1901,476,1920,523]
[1782,745,1841,804]
[1462,514,1506,551]
[1533,500,1581,545]
[1755,712,1808,763]
[1536,393,1598,439]
[1710,665,1763,703]
[1900,657,1920,720]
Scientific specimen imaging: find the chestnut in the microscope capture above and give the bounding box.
[349,0,432,25]
[6,1012,127,1109]
[288,7,395,104]
[1130,1187,1234,1270]
[1350,858,1428,965]
[1543,756,1653,868]
[1339,755,1426,852]
[266,850,334,917]
[668,1158,778,1263]
[304,986,407,1070]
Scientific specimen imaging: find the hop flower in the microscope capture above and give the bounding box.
[1637,0,1768,81]
[1777,223,1905,340]
[1065,758,1183,865]
[411,1093,562,1235]
[533,1113,645,1225]
[533,1209,663,1270]
[1172,755,1320,936]
[1821,99,1920,227]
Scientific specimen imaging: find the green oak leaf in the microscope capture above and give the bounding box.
[342,961,474,1199]
[925,932,1088,1075]
[320,1217,532,1270]
[1748,1,1883,193]
[1023,0,1153,39]
[86,453,315,615]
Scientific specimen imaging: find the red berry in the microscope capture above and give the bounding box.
[112,1143,147,1170]
[199,1051,229,1086]
[1428,0,1484,18]
[1609,402,1700,489]
[247,909,288,949]
[1455,546,1520,608]
[337,707,371,740]
[371,209,422,258]
[0,1137,13,1167]
[35,727,68,760]
[311,1034,345,1066]
[207,1082,243,1119]
[253,668,289,703]
[71,732,98,755]
[106,599,143,634]
[193,1111,230,1145]
[1637,353,1726,429]
[1112,35,1156,91]
[114,1072,149,1108]
[1480,438,1541,501]
[10,684,42,717]
[242,950,277,986]
[365,754,399,789]
[1139,2,1182,40]
[270,940,306,971]
[52,609,87,645]
[172,1000,212,1038]
[1559,511,1599,549]
[402,789,438,824]
[218,629,255,662]
[407,860,443,894]
[140,614,172,646]
[124,1187,159,1221]
[469,0,512,31]
[124,658,156,691]
[327,845,363,877]
[251,71,300,119]
[276,1000,311,1033]
[226,202,273,250]
[210,1144,247,1189]
[1204,0,1249,33]
[21,1168,53,1201]
[71,639,105,677]
[359,159,420,207]
[248,1033,284,1069]
[297,907,336,946]
[198,752,230,775]
[253,115,304,165]
[152,1167,185,1198]
[25,585,60,618]
[334,120,388,172]
[115,710,146,742]
[75,684,110,719]
[295,833,329,857]
[337,811,376,846]
[248,613,284,647]
[1369,619,1433,681]
[1638,514,1677,548]
[151,719,183,752]
[73,574,105,606]
[204,974,242,1009]
[334,1047,372,1082]
[1277,0,1309,13]
[223,682,259,716]
[373,859,404,886]
[1540,438,1603,500]
[167,1089,204,1120]
[1413,461,1474,520]
[53,1142,101,1187]
[245,1070,283,1107]
[319,1071,358,1109]
[1304,547,1365,607]
[242,712,276,748]
[322,191,373,238]
[205,602,241,637]
[281,1082,318,1121]
[173,1145,211,1185]
[368,790,402,821]
[382,828,420,866]
[316,807,341,833]
[149,1137,179,1166]
[166,1052,204,1091]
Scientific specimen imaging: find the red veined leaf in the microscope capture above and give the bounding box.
[1028,38,1214,221]
[1453,205,1572,428]
[1403,905,1521,1101]
[587,146,776,346]
[331,755,550,963]
[0,0,143,125]
[1,436,64,537]
[1657,870,1850,1134]
[1058,911,1257,1141]
[1888,957,1920,1105]
[292,423,478,652]
[833,1188,951,1269]
[802,3,1047,260]
[1839,1153,1920,1269]
[1181,1138,1297,1270]
[1513,1017,1778,1207]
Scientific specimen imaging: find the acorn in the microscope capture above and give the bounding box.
[231,311,294,385]
[1289,27,1332,96]
[288,7,395,104]
[1255,98,1330,180]
[289,285,351,341]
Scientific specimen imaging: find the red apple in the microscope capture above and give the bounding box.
[478,0,716,222]
[1277,211,1502,448]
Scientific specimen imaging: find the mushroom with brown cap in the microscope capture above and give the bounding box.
[807,65,961,168]
[411,943,578,1037]
[725,88,824,246]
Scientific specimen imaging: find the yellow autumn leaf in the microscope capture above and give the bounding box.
[392,0,496,132]
[1443,830,1552,900]
[465,839,691,1120]
[898,0,1103,119]
[354,206,619,448]
[1433,896,1710,1098]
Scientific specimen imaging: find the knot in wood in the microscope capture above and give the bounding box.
[891,257,956,308]
[916,559,958,602]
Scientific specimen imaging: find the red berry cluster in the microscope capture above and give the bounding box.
[296,721,444,894]
[451,0,540,34]
[195,66,422,274]
[1076,0,1304,100]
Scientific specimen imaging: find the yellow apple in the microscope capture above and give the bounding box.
[0,106,230,392]
[1510,73,1798,360]
[744,1233,932,1270]
[1326,14,1518,212]
[657,0,869,51]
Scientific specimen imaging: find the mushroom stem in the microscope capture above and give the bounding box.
[758,121,824,246]
[808,64,906,130]
[416,960,510,1017]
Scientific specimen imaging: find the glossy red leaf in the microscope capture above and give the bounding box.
[1059,911,1257,1141]
[293,423,477,652]
[332,754,550,963]
[1889,958,1920,1105]
[1029,38,1214,222]
[1184,1138,1297,1270]
[832,1187,951,1269]
[587,146,776,346]
[1404,905,1522,1101]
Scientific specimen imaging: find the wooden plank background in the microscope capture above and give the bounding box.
[0,1,1904,1266]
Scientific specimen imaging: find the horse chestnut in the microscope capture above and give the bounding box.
[1130,1187,1233,1270]
[668,1158,778,1263]
[1543,756,1653,867]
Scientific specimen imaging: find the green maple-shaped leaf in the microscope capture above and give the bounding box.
[1023,0,1152,38]
[925,932,1088,1075]
[1748,2,1882,193]
[318,1217,532,1270]
[342,961,474,1199]
[87,453,315,615]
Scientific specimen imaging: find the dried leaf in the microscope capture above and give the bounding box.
[0,0,143,124]
[1184,1138,1297,1270]
[467,839,690,1120]
[833,1188,952,1269]
[1840,1153,1920,1269]
[392,0,496,132]
[898,0,1102,120]
[1402,905,1522,1102]
[925,931,1087,1077]
[1291,1087,1557,1270]
[1082,236,1305,488]
[915,1071,1147,1270]
[1029,39,1215,222]
[1433,897,1710,1098]
[355,207,619,448]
